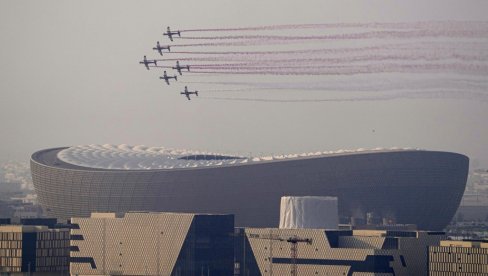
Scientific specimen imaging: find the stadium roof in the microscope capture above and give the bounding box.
[29,144,423,170]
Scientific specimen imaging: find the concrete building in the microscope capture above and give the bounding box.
[0,225,69,275]
[31,145,469,230]
[70,212,234,276]
[235,228,445,276]
[429,240,488,275]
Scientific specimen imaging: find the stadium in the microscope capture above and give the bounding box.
[30,145,469,230]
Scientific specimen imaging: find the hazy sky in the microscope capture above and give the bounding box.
[1,0,488,164]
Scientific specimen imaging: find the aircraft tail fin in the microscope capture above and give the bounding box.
[196,91,198,96]
[175,76,178,81]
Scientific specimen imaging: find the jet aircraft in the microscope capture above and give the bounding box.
[172,61,190,75]
[160,71,177,85]
[153,41,170,56]
[163,26,181,42]
[181,86,198,100]
[139,56,157,70]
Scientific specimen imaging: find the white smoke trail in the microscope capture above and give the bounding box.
[196,78,488,93]
[187,63,488,76]
[197,90,488,103]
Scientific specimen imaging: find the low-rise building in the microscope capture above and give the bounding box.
[235,228,445,276]
[0,225,69,275]
[70,212,234,276]
[429,240,488,275]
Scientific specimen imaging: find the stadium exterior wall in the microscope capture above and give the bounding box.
[30,148,469,230]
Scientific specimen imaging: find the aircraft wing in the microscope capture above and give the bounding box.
[165,79,170,85]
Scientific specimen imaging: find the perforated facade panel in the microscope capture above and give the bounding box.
[70,212,234,276]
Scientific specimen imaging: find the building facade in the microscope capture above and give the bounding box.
[429,240,488,275]
[235,228,445,276]
[70,212,234,276]
[0,225,69,275]
[31,145,469,230]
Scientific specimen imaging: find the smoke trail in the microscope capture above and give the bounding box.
[180,21,488,32]
[187,63,488,76]
[185,52,488,68]
[161,50,488,67]
[178,29,488,41]
[169,27,488,47]
[194,78,488,93]
[180,22,416,32]
[197,90,488,103]
[146,22,488,104]
[170,41,488,55]
[155,50,488,63]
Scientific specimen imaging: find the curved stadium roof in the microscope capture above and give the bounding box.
[50,144,423,170]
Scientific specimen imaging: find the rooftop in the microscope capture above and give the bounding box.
[32,144,423,171]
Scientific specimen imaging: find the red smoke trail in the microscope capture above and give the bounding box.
[187,63,488,76]
[168,47,488,64]
[178,29,488,41]
[185,53,488,68]
[154,57,207,61]
[180,21,488,32]
[170,40,271,47]
[180,23,417,32]
[170,41,488,55]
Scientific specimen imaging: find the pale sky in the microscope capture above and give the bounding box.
[1,0,488,165]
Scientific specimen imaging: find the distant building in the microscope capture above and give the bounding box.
[456,194,488,221]
[235,228,445,276]
[70,212,234,276]
[0,225,69,275]
[31,145,469,230]
[429,240,488,275]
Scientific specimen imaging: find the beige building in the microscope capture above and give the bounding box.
[0,225,69,275]
[235,228,445,276]
[429,240,488,275]
[70,212,234,276]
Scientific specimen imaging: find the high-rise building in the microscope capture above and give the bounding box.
[70,212,234,276]
[235,228,445,276]
[31,145,469,230]
[0,225,69,275]
[429,240,488,275]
